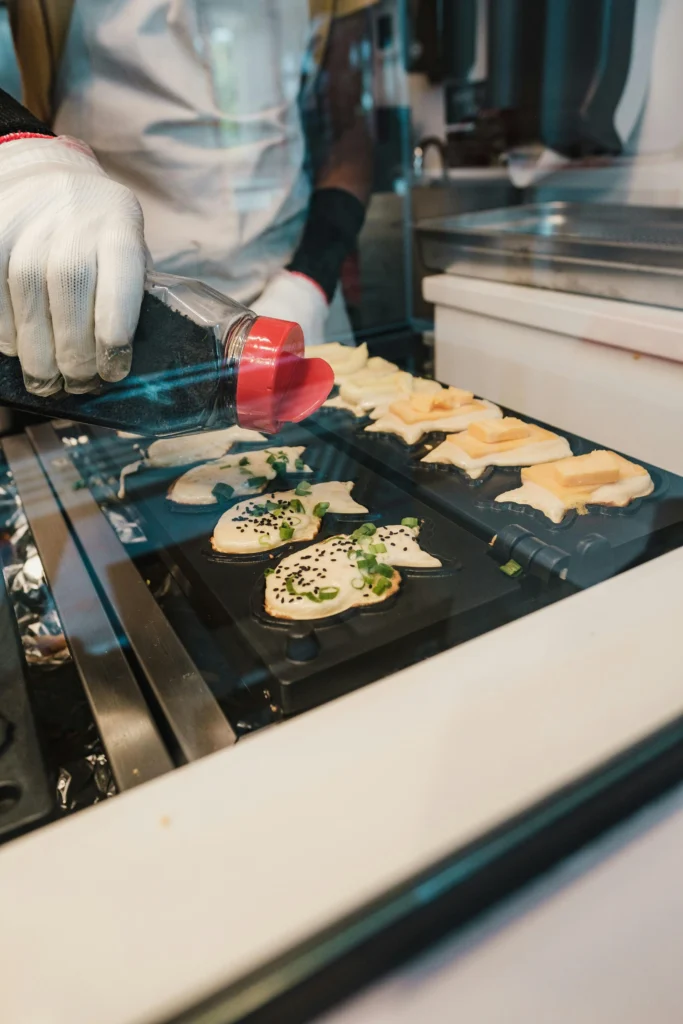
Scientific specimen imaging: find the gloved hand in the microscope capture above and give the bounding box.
[0,136,146,395]
[252,269,329,347]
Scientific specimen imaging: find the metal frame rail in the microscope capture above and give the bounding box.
[3,434,174,791]
[28,423,236,762]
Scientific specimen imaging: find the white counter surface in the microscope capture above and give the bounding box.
[3,537,683,1024]
[323,782,683,1024]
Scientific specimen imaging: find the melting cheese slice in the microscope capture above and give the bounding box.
[469,417,530,444]
[552,450,621,487]
[306,342,369,381]
[389,387,475,424]
[495,450,654,523]
[366,399,502,445]
[211,482,368,554]
[422,420,572,479]
[265,524,441,621]
[326,371,441,418]
[167,446,311,506]
[340,369,411,406]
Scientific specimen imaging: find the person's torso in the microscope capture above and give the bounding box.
[54,0,326,301]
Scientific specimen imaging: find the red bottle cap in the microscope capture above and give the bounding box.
[235,316,334,434]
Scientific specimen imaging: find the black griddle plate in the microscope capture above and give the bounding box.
[311,403,683,586]
[68,402,683,714]
[73,424,555,715]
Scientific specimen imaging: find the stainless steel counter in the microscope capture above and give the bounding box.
[418,201,683,309]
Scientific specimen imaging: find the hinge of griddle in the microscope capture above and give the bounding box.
[489,525,570,583]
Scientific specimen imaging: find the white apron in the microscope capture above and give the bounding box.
[53,0,352,338]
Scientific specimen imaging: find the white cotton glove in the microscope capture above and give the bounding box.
[251,269,329,347]
[0,136,146,395]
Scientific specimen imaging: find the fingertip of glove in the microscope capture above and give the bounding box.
[63,375,101,395]
[22,372,63,398]
[97,343,132,383]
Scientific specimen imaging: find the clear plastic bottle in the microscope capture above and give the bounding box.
[0,271,334,436]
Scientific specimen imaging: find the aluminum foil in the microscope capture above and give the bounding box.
[0,463,116,809]
[102,506,147,545]
[0,475,70,668]
[57,754,115,812]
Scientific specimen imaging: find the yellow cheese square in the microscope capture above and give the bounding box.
[410,387,473,415]
[391,398,484,425]
[468,418,531,444]
[522,451,647,500]
[449,423,554,460]
[552,451,621,488]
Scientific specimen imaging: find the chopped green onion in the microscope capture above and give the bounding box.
[295,480,312,496]
[284,574,335,602]
[239,456,250,466]
[249,503,268,516]
[351,522,376,541]
[285,585,341,604]
[265,500,280,512]
[259,534,273,547]
[247,476,267,489]
[295,457,305,470]
[369,542,386,554]
[279,523,294,541]
[401,517,419,528]
[266,452,288,474]
[372,576,392,596]
[500,559,523,578]
[72,479,86,491]
[288,498,305,514]
[264,567,275,576]
[211,482,234,502]
[239,466,253,476]
[313,502,330,518]
[351,577,366,590]
[376,563,394,578]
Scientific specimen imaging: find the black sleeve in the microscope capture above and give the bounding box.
[287,187,366,303]
[0,87,55,139]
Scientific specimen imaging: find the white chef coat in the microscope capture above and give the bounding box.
[52,0,355,338]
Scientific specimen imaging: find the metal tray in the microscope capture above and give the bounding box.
[417,202,683,309]
[71,425,554,716]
